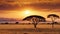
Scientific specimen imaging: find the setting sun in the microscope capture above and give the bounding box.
[24,10,31,14]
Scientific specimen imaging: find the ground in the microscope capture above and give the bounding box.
[0,24,60,34]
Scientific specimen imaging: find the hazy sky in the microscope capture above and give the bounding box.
[0,0,60,19]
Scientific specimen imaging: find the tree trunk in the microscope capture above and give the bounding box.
[51,18,54,30]
[34,25,36,28]
[51,22,54,31]
[52,23,54,29]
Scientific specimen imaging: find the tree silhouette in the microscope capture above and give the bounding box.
[23,15,46,28]
[47,14,59,29]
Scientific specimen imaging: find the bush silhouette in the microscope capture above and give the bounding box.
[15,22,19,24]
[5,22,8,24]
[24,33,28,34]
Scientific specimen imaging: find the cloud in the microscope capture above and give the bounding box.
[0,0,60,10]
[0,0,21,10]
[0,4,20,10]
[27,3,60,9]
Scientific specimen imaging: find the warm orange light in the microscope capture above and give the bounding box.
[24,10,30,14]
[19,9,33,19]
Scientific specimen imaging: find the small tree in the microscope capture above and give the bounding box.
[47,14,59,29]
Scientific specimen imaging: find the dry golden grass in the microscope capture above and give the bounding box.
[0,24,60,34]
[0,24,60,29]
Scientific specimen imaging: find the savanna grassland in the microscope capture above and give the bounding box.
[0,24,60,34]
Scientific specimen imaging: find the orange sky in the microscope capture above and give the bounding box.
[0,0,60,20]
[0,9,60,20]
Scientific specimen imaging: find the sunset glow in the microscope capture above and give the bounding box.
[0,0,60,20]
[0,0,60,33]
[24,10,31,15]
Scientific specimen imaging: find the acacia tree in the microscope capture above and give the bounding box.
[47,14,59,29]
[23,15,46,28]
